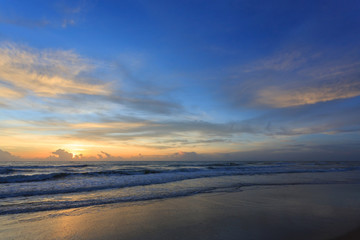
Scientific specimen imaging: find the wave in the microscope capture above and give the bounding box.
[0,164,89,171]
[0,172,69,183]
[0,167,202,183]
[0,167,35,174]
[0,180,357,216]
[0,186,215,215]
[0,167,16,174]
[0,170,232,198]
[1,165,360,184]
[2,161,360,216]
[1,165,360,199]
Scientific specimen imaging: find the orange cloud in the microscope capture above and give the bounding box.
[257,82,360,108]
[0,42,110,98]
[0,85,24,99]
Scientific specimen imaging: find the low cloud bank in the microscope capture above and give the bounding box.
[1,144,360,162]
[0,149,20,161]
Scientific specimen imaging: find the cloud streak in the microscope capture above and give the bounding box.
[0,42,184,116]
[225,48,360,108]
[256,81,360,108]
[0,42,110,98]
[0,17,50,28]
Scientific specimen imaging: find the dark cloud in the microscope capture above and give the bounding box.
[105,94,184,114]
[105,142,360,161]
[206,145,360,162]
[49,149,74,161]
[238,97,360,136]
[124,151,205,161]
[3,140,360,162]
[101,151,111,158]
[169,151,199,161]
[56,96,360,152]
[70,95,360,142]
[0,149,19,161]
[69,120,234,144]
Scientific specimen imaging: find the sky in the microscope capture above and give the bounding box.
[0,0,360,161]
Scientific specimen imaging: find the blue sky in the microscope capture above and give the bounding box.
[0,0,359,160]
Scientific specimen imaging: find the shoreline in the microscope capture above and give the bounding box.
[1,184,360,240]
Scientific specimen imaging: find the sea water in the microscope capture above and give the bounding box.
[1,160,360,215]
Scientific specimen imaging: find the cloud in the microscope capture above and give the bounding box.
[0,0,93,29]
[2,93,358,153]
[0,84,24,99]
[53,100,360,150]
[105,94,184,114]
[46,149,124,161]
[225,48,360,108]
[169,151,199,160]
[69,119,232,142]
[243,50,308,72]
[62,19,76,28]
[0,40,185,118]
[0,43,180,114]
[0,17,50,28]
[3,142,360,162]
[100,151,111,158]
[256,82,360,108]
[97,151,122,160]
[55,0,95,28]
[0,42,183,114]
[49,149,74,161]
[0,149,20,161]
[121,151,204,161]
[61,142,360,161]
[11,118,233,151]
[236,97,360,137]
[0,42,110,99]
[204,143,360,161]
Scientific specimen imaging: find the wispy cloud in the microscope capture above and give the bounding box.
[0,42,183,116]
[0,0,92,29]
[61,18,76,28]
[56,0,94,28]
[243,50,308,72]
[238,98,360,137]
[256,81,360,108]
[5,96,359,152]
[225,47,360,108]
[0,41,193,157]
[0,84,24,99]
[0,42,110,98]
[0,17,50,28]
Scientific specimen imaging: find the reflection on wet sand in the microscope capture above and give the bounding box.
[1,184,360,240]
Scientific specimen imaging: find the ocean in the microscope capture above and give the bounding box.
[1,160,360,216]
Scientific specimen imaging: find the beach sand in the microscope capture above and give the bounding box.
[332,227,360,240]
[1,184,360,240]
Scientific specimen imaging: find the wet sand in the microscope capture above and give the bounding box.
[1,184,360,240]
[332,227,360,240]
